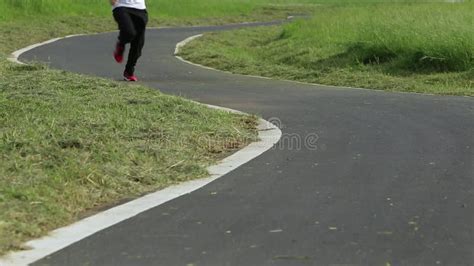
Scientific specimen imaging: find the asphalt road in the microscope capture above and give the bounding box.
[21,22,473,266]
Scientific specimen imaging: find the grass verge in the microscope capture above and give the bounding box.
[178,2,473,96]
[0,60,258,254]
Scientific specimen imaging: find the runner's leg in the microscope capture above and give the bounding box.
[125,10,148,75]
[113,7,137,45]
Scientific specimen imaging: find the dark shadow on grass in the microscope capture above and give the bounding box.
[8,62,47,72]
[306,43,472,77]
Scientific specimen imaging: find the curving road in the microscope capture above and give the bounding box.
[21,22,473,266]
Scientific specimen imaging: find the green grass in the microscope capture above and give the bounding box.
[178,2,474,96]
[0,0,321,25]
[0,0,329,20]
[0,60,258,254]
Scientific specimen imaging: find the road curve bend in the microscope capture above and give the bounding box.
[20,22,474,266]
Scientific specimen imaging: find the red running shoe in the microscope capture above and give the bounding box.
[123,71,138,82]
[113,42,125,63]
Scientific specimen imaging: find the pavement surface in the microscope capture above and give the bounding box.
[21,21,473,266]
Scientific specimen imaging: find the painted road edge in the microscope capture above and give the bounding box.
[1,34,282,266]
